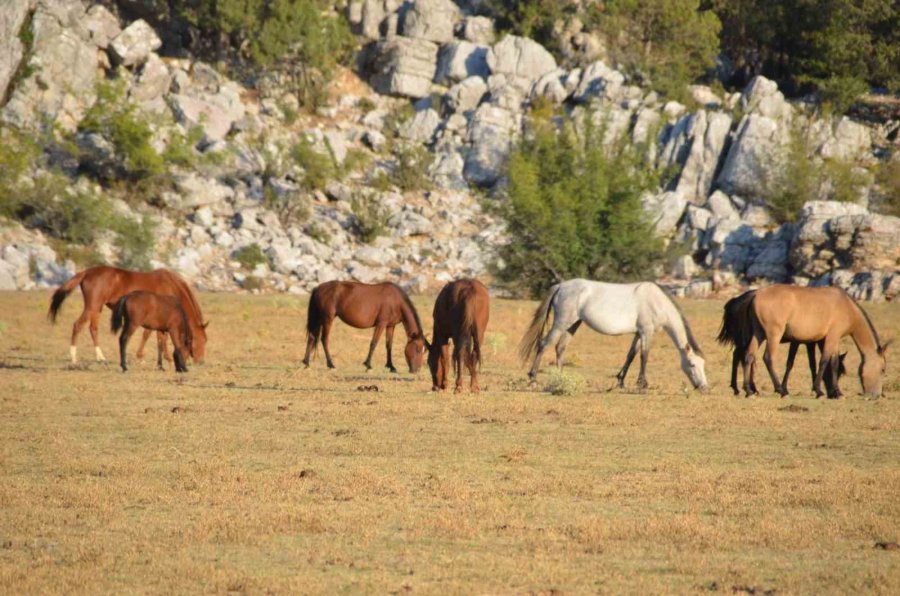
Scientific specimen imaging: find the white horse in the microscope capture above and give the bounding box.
[519,279,709,391]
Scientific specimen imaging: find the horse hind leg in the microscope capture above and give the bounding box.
[554,321,580,370]
[321,319,336,369]
[69,309,91,364]
[89,310,107,363]
[118,323,136,372]
[527,325,567,382]
[742,336,760,397]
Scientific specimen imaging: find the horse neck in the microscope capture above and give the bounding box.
[399,300,421,338]
[660,309,691,355]
[849,305,880,358]
[171,277,203,332]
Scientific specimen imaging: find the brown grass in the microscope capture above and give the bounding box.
[0,291,898,594]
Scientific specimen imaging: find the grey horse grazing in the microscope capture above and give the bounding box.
[519,279,709,391]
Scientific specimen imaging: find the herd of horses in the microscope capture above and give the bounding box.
[46,266,890,398]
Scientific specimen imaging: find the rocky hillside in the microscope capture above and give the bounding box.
[1,0,898,301]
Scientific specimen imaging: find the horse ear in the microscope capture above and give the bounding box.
[202,320,210,329]
[881,339,892,354]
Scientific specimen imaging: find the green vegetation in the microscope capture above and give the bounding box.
[290,136,336,192]
[171,0,354,108]
[874,154,900,217]
[601,0,721,101]
[79,80,165,181]
[390,143,434,193]
[543,369,587,396]
[350,193,390,244]
[494,111,663,297]
[234,243,270,270]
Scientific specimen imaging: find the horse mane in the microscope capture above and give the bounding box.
[654,283,704,356]
[851,298,882,351]
[393,283,424,335]
[165,270,204,328]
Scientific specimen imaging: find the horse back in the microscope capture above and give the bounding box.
[754,285,853,340]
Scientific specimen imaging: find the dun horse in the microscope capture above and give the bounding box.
[302,281,426,372]
[111,292,193,373]
[520,280,708,391]
[718,290,846,397]
[728,285,888,398]
[428,279,490,393]
[48,266,208,364]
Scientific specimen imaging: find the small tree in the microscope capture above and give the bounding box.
[494,112,664,297]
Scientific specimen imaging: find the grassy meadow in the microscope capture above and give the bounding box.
[0,290,898,594]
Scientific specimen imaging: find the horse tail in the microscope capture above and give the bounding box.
[306,287,323,356]
[48,269,88,323]
[518,284,559,364]
[111,295,129,334]
[459,288,482,372]
[716,290,757,350]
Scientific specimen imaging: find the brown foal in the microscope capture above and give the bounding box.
[111,292,193,373]
[428,279,490,393]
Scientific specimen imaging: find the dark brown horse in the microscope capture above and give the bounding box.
[428,279,490,393]
[111,292,192,373]
[302,281,426,372]
[718,290,846,396]
[48,266,208,364]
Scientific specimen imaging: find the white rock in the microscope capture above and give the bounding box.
[109,19,161,67]
[487,35,557,90]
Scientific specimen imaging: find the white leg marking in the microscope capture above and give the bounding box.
[95,346,106,362]
[70,345,78,364]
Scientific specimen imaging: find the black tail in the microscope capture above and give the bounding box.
[48,270,87,323]
[305,288,323,358]
[717,290,757,355]
[111,296,128,334]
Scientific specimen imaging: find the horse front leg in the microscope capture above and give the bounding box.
[452,339,464,394]
[440,343,451,391]
[637,330,654,390]
[363,325,385,371]
[730,348,741,396]
[615,334,640,389]
[156,332,168,370]
[384,325,397,373]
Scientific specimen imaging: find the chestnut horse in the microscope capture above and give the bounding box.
[718,289,846,397]
[48,266,208,364]
[428,279,490,393]
[732,285,889,398]
[111,292,192,373]
[302,281,426,372]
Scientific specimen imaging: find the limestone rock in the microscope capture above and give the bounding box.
[486,35,557,90]
[464,104,518,186]
[716,114,786,199]
[643,190,687,236]
[820,116,871,162]
[0,0,34,104]
[402,0,461,43]
[659,110,732,204]
[572,60,624,103]
[399,108,441,143]
[109,19,161,67]
[82,4,120,49]
[462,16,494,44]
[446,76,487,114]
[369,37,438,98]
[130,53,170,103]
[435,41,490,85]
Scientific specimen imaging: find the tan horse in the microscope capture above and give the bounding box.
[48,266,208,364]
[428,279,490,393]
[302,281,426,372]
[736,285,888,398]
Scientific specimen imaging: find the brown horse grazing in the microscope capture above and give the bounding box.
[428,279,490,393]
[111,292,192,373]
[718,290,846,396]
[302,281,426,372]
[48,266,208,364]
[733,285,889,398]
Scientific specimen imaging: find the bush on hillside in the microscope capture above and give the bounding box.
[493,110,664,297]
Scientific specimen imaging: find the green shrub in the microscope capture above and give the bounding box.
[79,80,164,180]
[113,215,156,270]
[763,126,821,223]
[290,136,336,191]
[390,143,434,193]
[263,182,311,223]
[494,111,663,297]
[162,125,205,168]
[306,222,332,244]
[873,154,900,217]
[544,370,587,396]
[234,243,270,270]
[350,193,390,243]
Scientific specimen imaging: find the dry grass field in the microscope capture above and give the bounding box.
[0,290,898,594]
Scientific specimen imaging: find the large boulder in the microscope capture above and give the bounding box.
[1,0,97,131]
[129,53,171,104]
[819,116,871,162]
[435,41,490,85]
[486,35,557,90]
[572,60,624,103]
[716,114,786,199]
[82,4,120,49]
[368,37,438,98]
[790,201,900,278]
[462,16,494,44]
[360,0,402,39]
[109,19,161,67]
[0,0,37,102]
[463,104,518,187]
[168,77,245,142]
[399,107,441,143]
[740,75,791,121]
[659,110,733,205]
[401,0,461,43]
[642,190,687,236]
[445,76,487,114]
